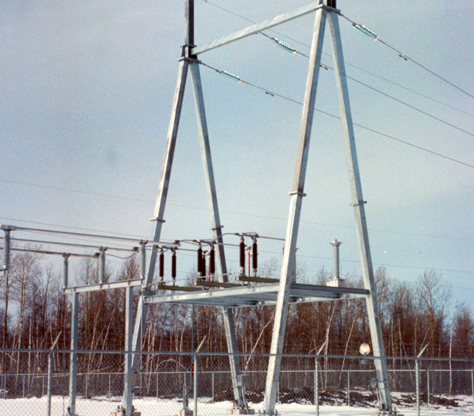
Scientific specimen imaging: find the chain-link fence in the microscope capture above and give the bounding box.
[0,350,473,415]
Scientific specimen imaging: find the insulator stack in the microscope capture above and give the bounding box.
[159,250,165,280]
[252,240,258,275]
[197,246,203,277]
[201,252,207,279]
[248,248,251,277]
[239,240,245,276]
[171,250,177,281]
[330,239,342,279]
[209,246,215,276]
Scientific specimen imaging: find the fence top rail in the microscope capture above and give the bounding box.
[4,367,474,378]
[1,348,473,364]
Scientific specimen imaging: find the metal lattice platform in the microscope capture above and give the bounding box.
[144,282,369,307]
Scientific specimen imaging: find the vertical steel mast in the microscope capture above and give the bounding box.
[130,0,246,408]
[263,0,392,413]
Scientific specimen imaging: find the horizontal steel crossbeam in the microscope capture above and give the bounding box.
[192,2,323,55]
[144,282,369,307]
[64,279,143,294]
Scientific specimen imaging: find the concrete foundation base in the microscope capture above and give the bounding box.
[227,408,255,415]
[110,412,141,416]
[178,410,194,416]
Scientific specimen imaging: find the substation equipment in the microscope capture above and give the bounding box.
[0,0,397,415]
[138,0,395,415]
[0,224,178,416]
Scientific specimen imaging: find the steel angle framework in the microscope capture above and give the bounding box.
[139,0,395,414]
[0,225,184,416]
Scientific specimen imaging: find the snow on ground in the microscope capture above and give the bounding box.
[0,396,472,416]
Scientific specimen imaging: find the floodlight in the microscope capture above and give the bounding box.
[359,343,371,356]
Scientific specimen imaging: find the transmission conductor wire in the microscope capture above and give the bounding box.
[343,62,474,119]
[199,62,474,170]
[201,0,474,118]
[339,13,474,100]
[259,35,474,138]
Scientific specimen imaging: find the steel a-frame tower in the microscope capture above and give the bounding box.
[129,0,248,409]
[133,0,394,414]
[261,2,393,413]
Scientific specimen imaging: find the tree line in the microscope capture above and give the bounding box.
[1,251,473,361]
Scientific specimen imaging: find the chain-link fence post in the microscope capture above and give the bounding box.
[156,372,159,401]
[427,369,430,410]
[416,359,420,416]
[124,285,134,416]
[193,353,198,416]
[212,371,215,403]
[347,370,350,406]
[314,356,319,416]
[85,373,89,399]
[69,292,79,415]
[47,351,53,416]
[472,370,474,412]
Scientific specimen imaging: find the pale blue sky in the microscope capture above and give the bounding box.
[0,0,473,312]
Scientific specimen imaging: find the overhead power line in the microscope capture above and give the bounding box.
[343,62,474,119]
[199,61,474,170]
[201,0,474,117]
[339,13,474,100]
[258,34,474,137]
[346,76,474,138]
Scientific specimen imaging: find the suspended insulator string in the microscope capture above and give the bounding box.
[199,62,474,170]
[339,13,474,100]
[259,32,308,58]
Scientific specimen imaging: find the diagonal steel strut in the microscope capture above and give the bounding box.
[327,10,392,411]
